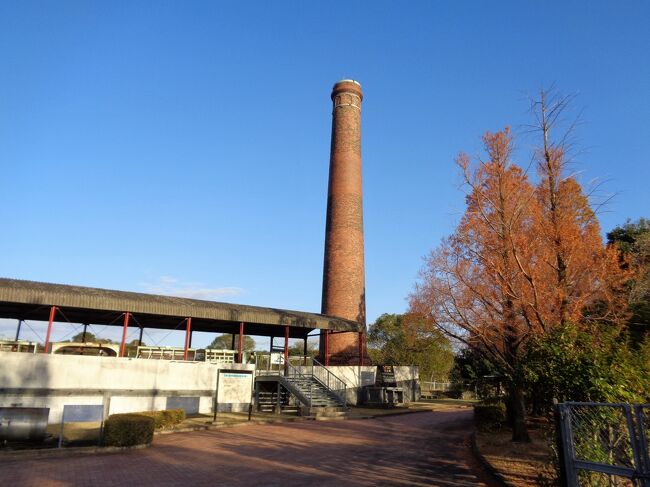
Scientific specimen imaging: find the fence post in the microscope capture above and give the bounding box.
[634,405,650,484]
[556,403,579,487]
[554,404,569,487]
[624,404,648,486]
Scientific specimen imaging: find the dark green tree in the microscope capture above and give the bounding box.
[522,322,650,414]
[69,332,117,343]
[449,347,501,399]
[607,218,650,342]
[607,218,650,254]
[367,313,454,382]
[208,334,256,351]
[287,340,318,358]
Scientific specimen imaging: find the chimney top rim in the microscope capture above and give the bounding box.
[333,79,361,88]
[331,80,363,101]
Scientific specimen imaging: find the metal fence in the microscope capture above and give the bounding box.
[556,402,650,486]
[421,381,452,392]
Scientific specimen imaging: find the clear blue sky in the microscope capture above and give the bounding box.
[1,1,648,347]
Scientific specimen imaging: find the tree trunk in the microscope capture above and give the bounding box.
[509,385,531,442]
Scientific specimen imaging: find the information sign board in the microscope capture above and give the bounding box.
[215,369,254,415]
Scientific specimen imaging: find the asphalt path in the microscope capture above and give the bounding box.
[1,408,500,486]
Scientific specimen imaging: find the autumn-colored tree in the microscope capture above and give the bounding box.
[411,128,537,441]
[529,91,628,328]
[410,91,629,443]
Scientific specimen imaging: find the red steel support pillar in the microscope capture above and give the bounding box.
[184,317,192,360]
[238,322,244,363]
[119,312,130,358]
[43,306,57,353]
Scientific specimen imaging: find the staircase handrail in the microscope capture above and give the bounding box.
[312,358,347,407]
[285,360,312,407]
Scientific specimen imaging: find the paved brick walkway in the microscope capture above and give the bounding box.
[1,408,497,486]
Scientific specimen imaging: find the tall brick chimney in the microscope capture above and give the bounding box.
[320,79,366,365]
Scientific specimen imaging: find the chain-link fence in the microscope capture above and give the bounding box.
[556,402,650,486]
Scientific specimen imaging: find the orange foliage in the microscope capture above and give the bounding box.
[409,92,630,443]
[409,128,628,374]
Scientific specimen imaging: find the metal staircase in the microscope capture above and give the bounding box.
[255,387,297,413]
[255,358,347,414]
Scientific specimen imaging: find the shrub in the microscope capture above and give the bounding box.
[135,411,164,429]
[103,414,155,447]
[132,409,187,430]
[474,402,506,431]
[168,408,186,424]
[158,408,186,428]
[522,322,650,413]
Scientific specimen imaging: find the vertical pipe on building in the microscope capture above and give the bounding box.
[15,319,22,341]
[321,79,366,364]
[359,331,364,367]
[82,323,88,342]
[184,317,192,360]
[324,330,330,366]
[119,312,130,358]
[284,325,289,374]
[238,322,244,363]
[44,306,57,353]
[138,326,144,346]
[231,333,236,351]
[303,337,308,366]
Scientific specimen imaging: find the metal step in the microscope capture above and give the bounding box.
[255,373,346,412]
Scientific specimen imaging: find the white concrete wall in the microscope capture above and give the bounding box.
[0,352,254,423]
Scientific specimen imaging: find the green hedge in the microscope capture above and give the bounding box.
[103,414,155,447]
[133,409,186,430]
[474,402,506,431]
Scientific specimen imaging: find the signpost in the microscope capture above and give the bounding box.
[213,369,254,421]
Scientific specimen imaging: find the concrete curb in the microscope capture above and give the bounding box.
[470,431,517,487]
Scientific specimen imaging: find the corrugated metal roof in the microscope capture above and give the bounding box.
[0,278,363,336]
